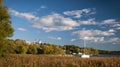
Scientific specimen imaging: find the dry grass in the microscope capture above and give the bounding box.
[0,54,120,67]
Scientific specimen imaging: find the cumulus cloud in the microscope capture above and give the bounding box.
[10,9,36,20]
[73,29,115,37]
[100,19,120,34]
[106,37,120,44]
[63,8,95,18]
[112,23,120,30]
[34,13,79,27]
[9,9,118,34]
[48,36,62,40]
[108,29,116,33]
[102,19,117,24]
[10,9,97,32]
[33,13,79,32]
[82,36,104,42]
[10,9,80,32]
[70,36,104,43]
[113,23,120,27]
[78,18,97,25]
[73,28,117,43]
[17,28,27,31]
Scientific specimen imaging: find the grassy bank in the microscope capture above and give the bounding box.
[0,54,120,67]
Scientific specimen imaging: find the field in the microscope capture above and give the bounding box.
[0,54,120,67]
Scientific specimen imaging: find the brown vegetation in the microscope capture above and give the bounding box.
[0,54,120,67]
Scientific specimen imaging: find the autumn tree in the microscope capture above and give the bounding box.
[0,0,14,57]
[15,45,27,54]
[52,45,65,54]
[14,39,28,54]
[43,45,54,54]
[27,44,38,54]
[6,39,16,54]
[64,45,81,54]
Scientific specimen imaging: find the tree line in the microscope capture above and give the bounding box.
[6,39,120,55]
[5,39,100,55]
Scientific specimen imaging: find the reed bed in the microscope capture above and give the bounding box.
[0,54,120,67]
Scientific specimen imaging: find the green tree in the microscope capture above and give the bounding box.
[84,47,99,54]
[14,39,29,54]
[6,39,16,54]
[53,45,65,54]
[0,0,14,57]
[15,45,27,54]
[64,45,80,54]
[27,45,38,54]
[43,44,54,54]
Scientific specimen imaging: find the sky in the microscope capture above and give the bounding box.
[3,0,120,51]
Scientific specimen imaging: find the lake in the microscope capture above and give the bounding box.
[91,54,120,58]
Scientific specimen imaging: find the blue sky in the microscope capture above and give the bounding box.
[4,0,120,51]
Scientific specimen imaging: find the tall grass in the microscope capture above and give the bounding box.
[0,54,120,67]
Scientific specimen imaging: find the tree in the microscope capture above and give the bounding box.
[53,46,65,54]
[14,39,29,54]
[64,45,81,54]
[43,45,54,54]
[27,45,38,54]
[15,45,27,54]
[0,0,14,57]
[6,39,16,54]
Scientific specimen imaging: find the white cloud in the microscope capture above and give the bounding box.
[10,9,98,32]
[73,29,115,37]
[17,28,27,31]
[82,36,104,42]
[33,13,79,32]
[48,36,62,40]
[31,13,97,32]
[10,9,36,20]
[108,29,116,33]
[42,26,74,32]
[113,23,120,30]
[78,18,97,25]
[10,9,118,34]
[63,8,95,18]
[10,9,80,32]
[113,23,120,27]
[72,29,117,43]
[107,37,120,44]
[34,13,79,27]
[102,19,116,24]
